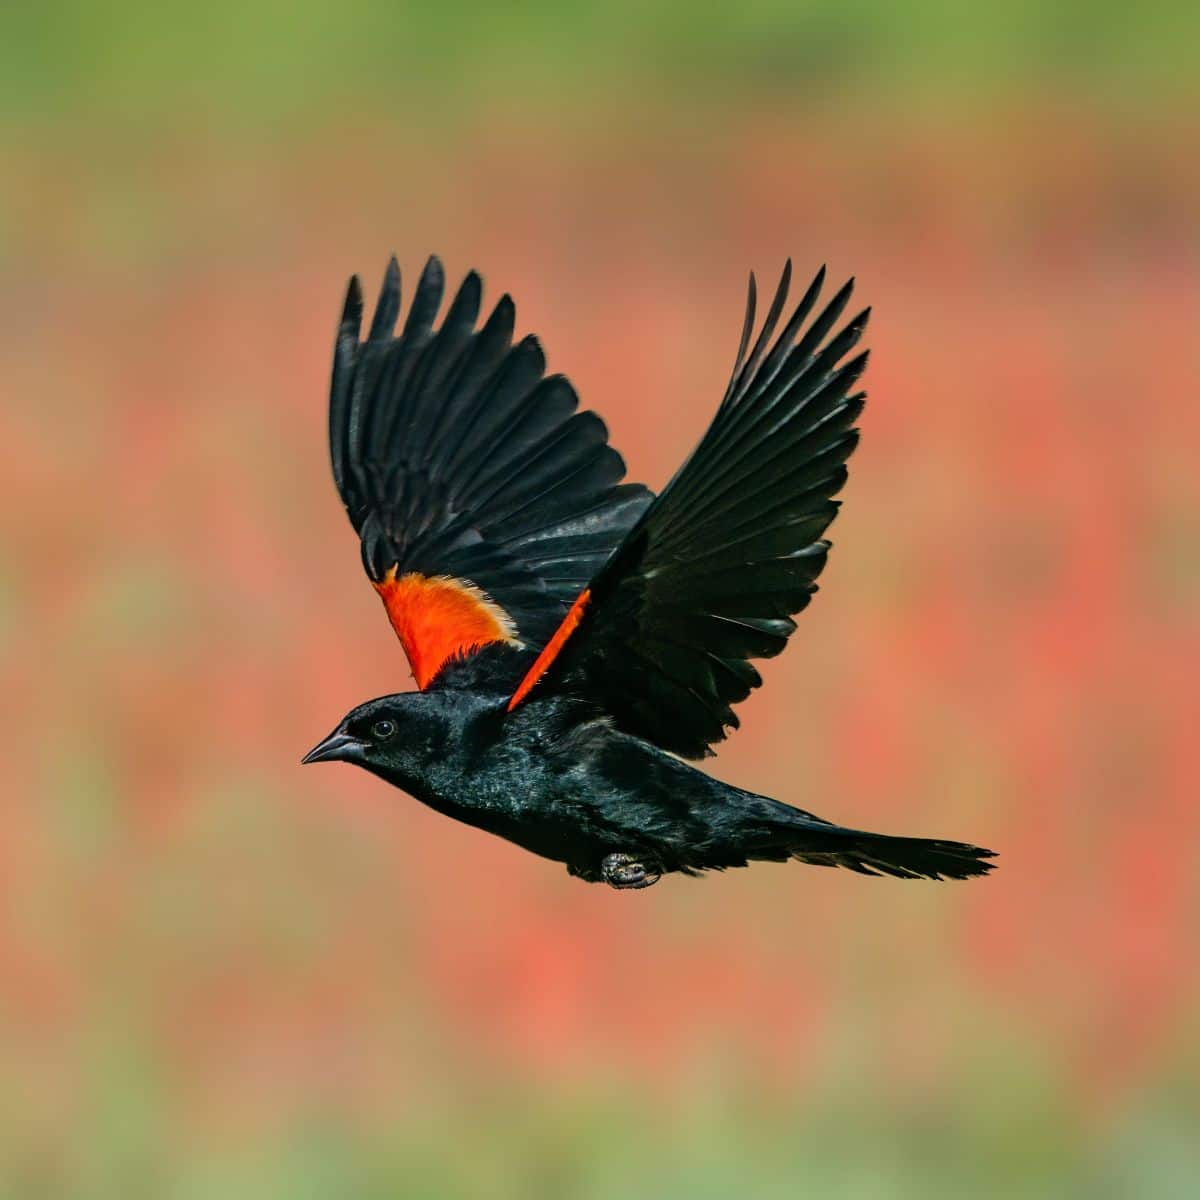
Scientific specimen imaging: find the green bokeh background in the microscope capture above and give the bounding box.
[5,1,1200,127]
[3,4,1199,1197]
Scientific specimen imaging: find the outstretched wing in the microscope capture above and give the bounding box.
[329,256,652,689]
[508,262,869,757]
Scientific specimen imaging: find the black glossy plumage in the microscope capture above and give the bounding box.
[530,262,868,757]
[307,257,996,888]
[305,690,995,884]
[330,255,652,651]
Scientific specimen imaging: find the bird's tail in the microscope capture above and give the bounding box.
[760,811,996,881]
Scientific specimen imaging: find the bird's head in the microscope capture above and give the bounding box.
[301,692,453,785]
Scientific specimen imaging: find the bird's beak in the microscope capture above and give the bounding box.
[301,729,364,765]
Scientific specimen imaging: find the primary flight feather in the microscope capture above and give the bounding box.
[304,256,995,889]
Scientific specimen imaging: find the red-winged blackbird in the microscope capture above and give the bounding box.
[303,256,996,889]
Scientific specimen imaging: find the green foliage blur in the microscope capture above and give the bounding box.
[3,3,1199,1198]
[4,0,1200,132]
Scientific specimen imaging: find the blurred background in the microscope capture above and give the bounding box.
[3,2,1199,1196]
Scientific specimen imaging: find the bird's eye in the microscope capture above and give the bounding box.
[371,719,396,741]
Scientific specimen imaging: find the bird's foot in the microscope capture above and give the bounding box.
[601,852,661,890]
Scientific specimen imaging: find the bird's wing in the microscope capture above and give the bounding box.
[507,262,869,758]
[329,256,652,689]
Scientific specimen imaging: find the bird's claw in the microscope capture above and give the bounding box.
[601,852,661,890]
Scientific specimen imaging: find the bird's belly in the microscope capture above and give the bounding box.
[415,773,601,867]
[415,744,694,874]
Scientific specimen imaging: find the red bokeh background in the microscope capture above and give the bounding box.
[3,103,1198,1189]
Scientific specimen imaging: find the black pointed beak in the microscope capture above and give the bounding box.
[301,730,364,765]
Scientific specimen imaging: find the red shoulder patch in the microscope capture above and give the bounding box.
[374,567,518,689]
[507,588,591,711]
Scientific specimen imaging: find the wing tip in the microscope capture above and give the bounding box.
[494,292,517,322]
[776,258,793,301]
[368,256,402,342]
[830,275,856,307]
[341,274,364,335]
[420,253,446,289]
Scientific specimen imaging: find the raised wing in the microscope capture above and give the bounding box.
[330,256,652,688]
[508,262,869,757]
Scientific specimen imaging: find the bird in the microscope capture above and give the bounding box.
[302,255,996,890]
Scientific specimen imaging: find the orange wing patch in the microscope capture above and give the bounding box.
[374,567,520,689]
[507,588,591,711]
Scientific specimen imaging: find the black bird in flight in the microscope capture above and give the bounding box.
[303,256,995,889]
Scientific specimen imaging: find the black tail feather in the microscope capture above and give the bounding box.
[783,823,997,881]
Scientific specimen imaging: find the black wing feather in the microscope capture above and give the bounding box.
[329,255,653,672]
[524,263,869,757]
